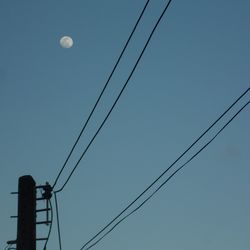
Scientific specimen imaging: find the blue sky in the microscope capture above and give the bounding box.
[1,0,250,249]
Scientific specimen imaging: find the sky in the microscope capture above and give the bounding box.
[1,0,250,249]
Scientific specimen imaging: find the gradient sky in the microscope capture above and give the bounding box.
[1,1,250,249]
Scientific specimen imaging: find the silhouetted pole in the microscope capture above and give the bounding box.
[17,175,36,250]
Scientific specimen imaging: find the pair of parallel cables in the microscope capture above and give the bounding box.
[80,87,249,250]
[52,0,170,193]
[49,1,174,249]
[47,1,173,249]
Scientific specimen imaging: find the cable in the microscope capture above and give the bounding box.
[81,100,250,250]
[4,245,11,250]
[5,245,15,250]
[43,199,53,250]
[52,0,152,190]
[78,88,250,247]
[55,0,174,193]
[72,86,249,249]
[54,193,62,250]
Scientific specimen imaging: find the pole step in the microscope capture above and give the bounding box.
[36,220,52,225]
[7,240,17,245]
[36,237,48,241]
[36,208,51,213]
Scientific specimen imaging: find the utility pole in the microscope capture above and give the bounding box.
[16,175,36,250]
[7,176,52,250]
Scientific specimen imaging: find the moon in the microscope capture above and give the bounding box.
[60,36,73,48]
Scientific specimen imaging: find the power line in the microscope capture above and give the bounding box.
[55,0,174,193]
[4,244,15,250]
[81,99,250,250]
[43,199,53,250]
[54,193,62,250]
[52,0,152,190]
[77,87,249,250]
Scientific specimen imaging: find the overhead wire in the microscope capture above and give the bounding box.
[77,87,250,250]
[4,244,13,250]
[54,193,62,250]
[43,199,53,250]
[55,0,174,193]
[52,0,152,190]
[5,245,15,250]
[82,99,250,250]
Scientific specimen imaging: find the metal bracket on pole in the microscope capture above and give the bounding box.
[11,192,19,195]
[36,238,48,241]
[36,220,52,225]
[7,240,17,245]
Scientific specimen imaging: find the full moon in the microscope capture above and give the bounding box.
[60,36,73,48]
